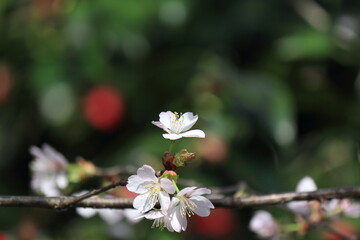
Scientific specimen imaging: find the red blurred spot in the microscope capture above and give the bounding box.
[191,208,236,238]
[118,186,138,199]
[324,221,356,240]
[0,233,8,240]
[0,64,11,106]
[83,86,125,131]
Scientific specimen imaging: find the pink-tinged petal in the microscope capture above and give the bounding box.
[189,187,211,197]
[249,210,279,239]
[158,191,171,212]
[29,146,47,160]
[76,208,97,218]
[191,196,214,217]
[177,187,197,197]
[137,165,157,182]
[180,129,205,138]
[43,144,68,166]
[179,112,198,132]
[126,175,147,194]
[133,192,155,213]
[159,111,173,129]
[160,178,175,194]
[151,121,171,133]
[296,176,317,192]
[162,133,183,140]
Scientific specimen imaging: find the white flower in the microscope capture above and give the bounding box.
[152,111,205,140]
[126,165,175,213]
[249,210,279,240]
[29,144,69,196]
[169,187,214,232]
[286,176,317,216]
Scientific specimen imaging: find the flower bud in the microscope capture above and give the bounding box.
[162,170,178,182]
[68,157,96,183]
[174,149,196,167]
[162,152,177,170]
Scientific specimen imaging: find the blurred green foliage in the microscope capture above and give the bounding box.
[0,0,360,239]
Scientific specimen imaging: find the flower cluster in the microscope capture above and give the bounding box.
[28,111,213,233]
[127,165,214,232]
[126,111,213,232]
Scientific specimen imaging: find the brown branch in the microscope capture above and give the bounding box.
[56,178,128,210]
[1,186,360,209]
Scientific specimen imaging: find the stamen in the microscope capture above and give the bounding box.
[179,196,197,217]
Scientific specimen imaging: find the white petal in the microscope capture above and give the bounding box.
[189,187,211,197]
[159,111,173,129]
[123,209,143,223]
[162,133,183,140]
[286,201,311,216]
[98,209,124,225]
[137,165,157,182]
[126,175,147,194]
[191,196,214,217]
[56,173,68,189]
[179,112,198,132]
[76,208,97,218]
[133,193,153,213]
[158,191,171,212]
[143,210,164,220]
[151,121,171,133]
[249,210,278,239]
[177,187,197,197]
[180,129,205,138]
[170,206,187,232]
[160,178,175,194]
[296,176,317,192]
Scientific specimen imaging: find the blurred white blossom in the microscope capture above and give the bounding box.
[287,176,317,216]
[29,144,68,196]
[249,210,279,239]
[152,111,205,140]
[75,192,142,225]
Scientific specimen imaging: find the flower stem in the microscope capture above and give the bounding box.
[172,179,180,193]
[168,140,175,154]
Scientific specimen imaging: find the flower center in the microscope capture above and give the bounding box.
[169,112,184,134]
[144,183,161,208]
[179,196,197,217]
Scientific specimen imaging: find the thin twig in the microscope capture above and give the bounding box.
[56,178,128,210]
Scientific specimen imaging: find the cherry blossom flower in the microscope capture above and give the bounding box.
[286,176,317,216]
[126,165,175,213]
[152,111,205,140]
[29,144,68,196]
[169,187,214,232]
[249,210,279,240]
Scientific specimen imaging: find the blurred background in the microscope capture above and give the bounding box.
[0,0,360,239]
